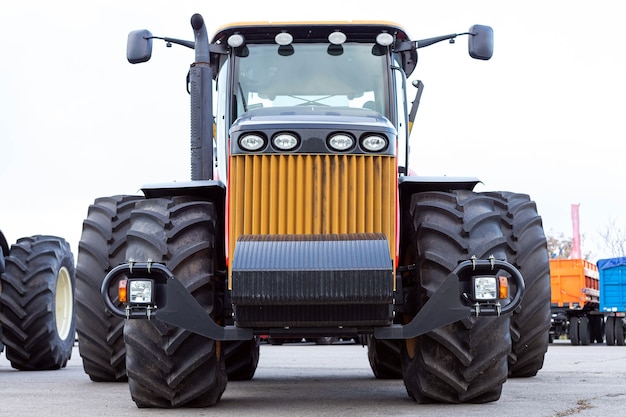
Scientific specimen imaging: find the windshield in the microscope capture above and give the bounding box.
[232,43,389,119]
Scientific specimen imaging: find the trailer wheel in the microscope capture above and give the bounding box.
[76,195,143,382]
[605,316,616,345]
[366,336,402,379]
[484,192,551,377]
[615,318,625,346]
[590,315,604,343]
[0,235,75,370]
[569,317,580,345]
[123,197,227,408]
[578,316,591,345]
[400,190,510,403]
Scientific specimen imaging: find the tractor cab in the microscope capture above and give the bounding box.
[210,22,414,181]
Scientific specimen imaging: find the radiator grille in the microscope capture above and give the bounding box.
[228,154,396,273]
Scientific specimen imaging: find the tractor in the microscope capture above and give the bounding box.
[76,13,552,407]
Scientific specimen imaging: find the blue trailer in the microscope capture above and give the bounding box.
[597,257,626,346]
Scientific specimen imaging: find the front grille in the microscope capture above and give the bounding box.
[228,154,396,273]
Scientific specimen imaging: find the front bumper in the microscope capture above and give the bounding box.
[101,241,524,341]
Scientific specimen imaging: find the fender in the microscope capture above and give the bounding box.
[140,179,225,201]
[398,175,481,197]
[140,180,227,270]
[397,175,482,223]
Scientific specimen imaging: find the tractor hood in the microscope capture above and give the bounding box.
[229,107,397,156]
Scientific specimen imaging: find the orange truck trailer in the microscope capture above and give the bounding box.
[549,259,602,345]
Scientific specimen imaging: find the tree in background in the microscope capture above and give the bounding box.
[597,217,626,258]
[546,232,593,260]
[547,232,573,259]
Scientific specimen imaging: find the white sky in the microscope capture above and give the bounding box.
[1,0,624,262]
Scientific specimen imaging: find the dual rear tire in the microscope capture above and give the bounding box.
[604,316,624,346]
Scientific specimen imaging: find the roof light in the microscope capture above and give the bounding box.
[328,31,347,45]
[227,34,245,48]
[376,32,394,47]
[275,32,293,46]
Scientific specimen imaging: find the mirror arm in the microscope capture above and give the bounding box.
[415,32,473,49]
[149,36,195,49]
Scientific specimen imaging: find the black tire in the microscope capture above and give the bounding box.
[123,197,227,408]
[606,316,615,346]
[0,235,75,370]
[578,316,591,345]
[76,195,143,382]
[0,236,4,355]
[224,337,260,381]
[400,190,510,403]
[484,192,551,377]
[569,318,579,345]
[366,336,402,379]
[591,315,604,344]
[616,319,625,346]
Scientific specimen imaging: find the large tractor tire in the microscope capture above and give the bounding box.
[400,190,511,403]
[76,195,143,382]
[224,337,260,381]
[485,192,551,377]
[0,235,75,370]
[123,197,227,408]
[366,336,402,379]
[0,234,5,354]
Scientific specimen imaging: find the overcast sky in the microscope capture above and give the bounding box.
[1,1,624,262]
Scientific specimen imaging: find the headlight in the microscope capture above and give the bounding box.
[272,133,299,151]
[239,134,266,151]
[128,279,154,304]
[472,276,498,301]
[328,133,354,151]
[361,134,388,152]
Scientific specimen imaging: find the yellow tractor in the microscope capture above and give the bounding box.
[76,14,551,407]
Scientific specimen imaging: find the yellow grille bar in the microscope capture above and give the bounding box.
[229,154,396,278]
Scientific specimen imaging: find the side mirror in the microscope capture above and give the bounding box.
[468,25,493,60]
[127,29,153,64]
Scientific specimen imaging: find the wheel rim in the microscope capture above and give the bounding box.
[55,266,74,341]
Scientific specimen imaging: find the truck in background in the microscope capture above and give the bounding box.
[549,256,626,346]
[598,257,626,346]
[549,258,603,345]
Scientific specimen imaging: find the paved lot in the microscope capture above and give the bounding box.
[1,340,625,416]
